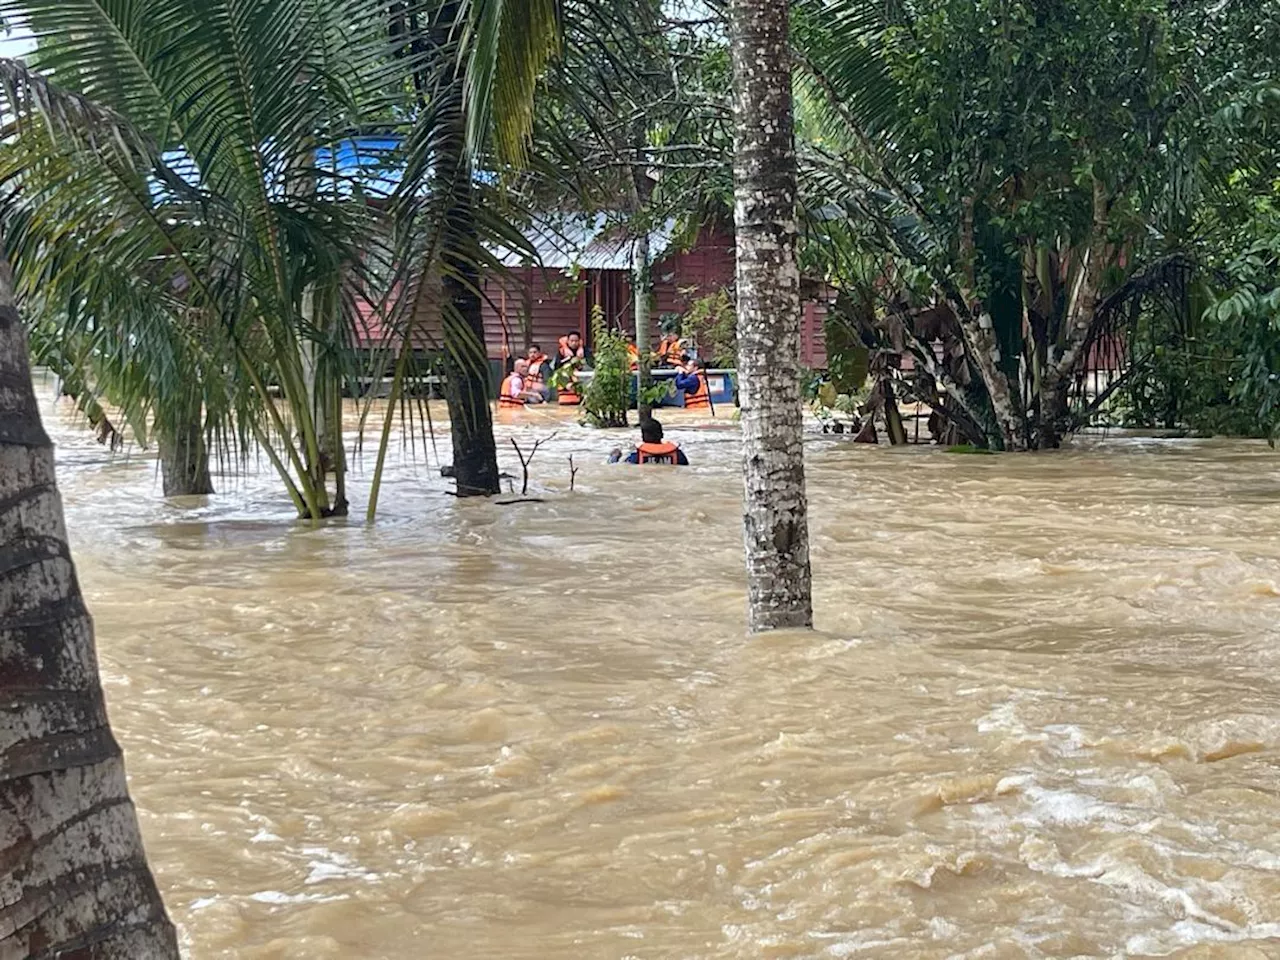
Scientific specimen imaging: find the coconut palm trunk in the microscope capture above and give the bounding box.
[156,389,213,496]
[437,4,500,498]
[729,0,814,632]
[0,250,178,957]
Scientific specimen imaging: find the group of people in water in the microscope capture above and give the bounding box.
[498,330,713,412]
[496,329,700,467]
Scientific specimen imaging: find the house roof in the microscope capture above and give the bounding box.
[489,213,679,273]
[151,136,674,274]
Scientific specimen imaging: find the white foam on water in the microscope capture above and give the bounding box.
[1126,918,1280,955]
[248,890,349,904]
[300,845,382,885]
[1019,783,1135,828]
[821,931,914,956]
[967,761,1280,957]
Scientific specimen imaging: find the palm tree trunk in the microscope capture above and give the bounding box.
[729,0,814,633]
[427,0,500,497]
[0,252,178,957]
[157,407,213,496]
[439,82,500,497]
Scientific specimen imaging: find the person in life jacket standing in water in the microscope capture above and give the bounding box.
[609,417,690,465]
[525,343,554,403]
[675,356,712,411]
[656,317,685,367]
[556,330,592,367]
[499,359,547,407]
[553,331,592,405]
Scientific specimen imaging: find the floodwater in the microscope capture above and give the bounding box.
[46,393,1280,959]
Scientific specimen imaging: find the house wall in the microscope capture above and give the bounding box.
[359,226,831,369]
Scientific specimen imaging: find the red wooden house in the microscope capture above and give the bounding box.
[356,214,831,371]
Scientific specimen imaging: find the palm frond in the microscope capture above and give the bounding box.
[464,0,563,166]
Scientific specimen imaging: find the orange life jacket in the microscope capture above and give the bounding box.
[499,373,525,407]
[527,355,550,385]
[636,442,680,465]
[658,336,683,366]
[558,336,585,361]
[627,342,640,370]
[557,387,582,406]
[683,372,711,410]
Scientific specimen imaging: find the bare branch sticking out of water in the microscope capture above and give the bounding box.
[568,455,578,492]
[509,434,557,496]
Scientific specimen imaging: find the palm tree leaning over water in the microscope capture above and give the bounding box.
[0,62,180,959]
[5,0,565,518]
[0,0,564,941]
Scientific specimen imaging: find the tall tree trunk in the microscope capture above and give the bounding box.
[0,253,178,957]
[157,404,213,497]
[437,5,500,498]
[633,230,653,421]
[441,182,501,497]
[1038,177,1110,447]
[957,312,1028,450]
[957,196,1029,451]
[729,0,814,633]
[630,161,655,422]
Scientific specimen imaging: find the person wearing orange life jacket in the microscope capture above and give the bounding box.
[608,417,690,466]
[676,356,712,411]
[553,330,592,405]
[525,344,553,402]
[657,333,685,367]
[556,330,592,366]
[499,359,545,407]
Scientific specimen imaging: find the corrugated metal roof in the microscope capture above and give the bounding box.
[150,136,671,275]
[490,213,678,272]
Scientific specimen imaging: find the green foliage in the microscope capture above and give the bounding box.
[1195,233,1280,439]
[798,0,1280,449]
[681,290,737,367]
[1111,56,1280,440]
[547,358,581,392]
[581,306,630,428]
[823,301,871,395]
[639,379,674,409]
[1,0,566,516]
[804,365,867,423]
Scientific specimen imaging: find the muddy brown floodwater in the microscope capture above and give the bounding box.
[45,395,1280,959]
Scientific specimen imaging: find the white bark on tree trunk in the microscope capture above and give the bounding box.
[956,313,1029,451]
[729,0,814,632]
[1039,177,1110,444]
[0,250,178,958]
[633,231,653,422]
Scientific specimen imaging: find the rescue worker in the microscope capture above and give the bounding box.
[526,344,553,402]
[675,356,712,411]
[609,417,690,466]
